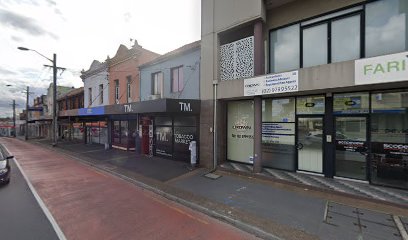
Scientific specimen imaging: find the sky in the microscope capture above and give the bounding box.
[0,0,201,118]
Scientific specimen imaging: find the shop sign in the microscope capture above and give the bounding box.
[244,70,298,96]
[336,140,366,152]
[78,106,104,116]
[262,123,295,145]
[355,51,408,85]
[372,142,408,156]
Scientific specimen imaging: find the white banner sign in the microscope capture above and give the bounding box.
[244,71,298,96]
[355,51,408,85]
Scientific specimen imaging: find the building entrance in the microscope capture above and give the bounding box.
[297,117,324,173]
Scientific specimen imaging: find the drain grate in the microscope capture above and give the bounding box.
[203,172,222,180]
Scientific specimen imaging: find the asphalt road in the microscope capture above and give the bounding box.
[0,138,259,240]
[0,157,59,240]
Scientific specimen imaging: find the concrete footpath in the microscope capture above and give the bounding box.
[6,138,408,239]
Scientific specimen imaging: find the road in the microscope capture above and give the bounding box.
[0,156,59,240]
[0,138,259,240]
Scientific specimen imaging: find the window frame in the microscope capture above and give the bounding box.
[114,79,119,103]
[171,66,184,93]
[300,11,364,68]
[151,72,162,95]
[126,75,131,103]
[88,87,92,107]
[99,84,104,104]
[268,2,366,73]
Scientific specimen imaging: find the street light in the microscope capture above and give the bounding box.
[18,47,58,147]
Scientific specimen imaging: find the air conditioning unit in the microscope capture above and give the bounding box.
[148,94,161,100]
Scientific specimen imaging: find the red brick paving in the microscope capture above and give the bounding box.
[2,138,258,240]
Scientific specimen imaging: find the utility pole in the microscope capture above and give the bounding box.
[12,100,16,137]
[44,55,65,147]
[18,47,65,147]
[25,86,29,141]
[52,54,57,147]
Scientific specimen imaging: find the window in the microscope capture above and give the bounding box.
[302,23,328,67]
[366,0,407,58]
[302,13,361,67]
[152,72,163,95]
[126,76,131,103]
[171,66,184,92]
[269,24,300,73]
[88,88,92,107]
[331,15,361,63]
[333,92,369,114]
[114,80,119,103]
[99,84,103,104]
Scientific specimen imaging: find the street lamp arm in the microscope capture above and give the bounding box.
[17,47,53,63]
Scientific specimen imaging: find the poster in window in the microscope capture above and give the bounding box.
[155,126,173,157]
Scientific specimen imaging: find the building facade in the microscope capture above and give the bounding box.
[201,0,408,189]
[82,60,109,108]
[137,41,201,161]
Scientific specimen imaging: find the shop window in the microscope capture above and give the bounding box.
[263,98,295,122]
[366,0,407,58]
[227,101,254,163]
[174,126,196,161]
[155,116,172,126]
[155,119,173,157]
[120,121,128,146]
[269,24,300,73]
[296,96,325,114]
[174,116,196,126]
[333,92,369,114]
[113,121,120,144]
[262,98,296,171]
[370,90,408,188]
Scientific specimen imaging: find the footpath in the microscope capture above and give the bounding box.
[7,138,408,239]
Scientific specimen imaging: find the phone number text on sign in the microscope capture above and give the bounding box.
[244,70,299,96]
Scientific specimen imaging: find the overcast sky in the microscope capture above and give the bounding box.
[0,0,201,118]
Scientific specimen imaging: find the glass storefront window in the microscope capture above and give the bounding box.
[262,98,296,171]
[263,98,295,122]
[120,121,128,146]
[113,121,120,144]
[174,126,196,161]
[270,24,300,73]
[371,91,408,188]
[296,96,325,114]
[366,0,407,58]
[155,126,173,157]
[333,92,369,114]
[227,101,254,164]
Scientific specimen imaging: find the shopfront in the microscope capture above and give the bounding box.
[105,99,200,162]
[111,116,138,151]
[227,90,407,188]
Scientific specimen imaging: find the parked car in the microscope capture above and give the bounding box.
[0,152,12,185]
